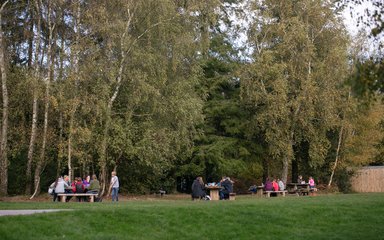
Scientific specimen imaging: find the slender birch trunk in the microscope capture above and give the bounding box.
[26,0,42,195]
[32,0,55,198]
[67,0,81,182]
[328,125,344,187]
[57,112,63,177]
[327,89,351,188]
[56,14,65,177]
[0,0,9,196]
[281,156,289,185]
[99,7,133,196]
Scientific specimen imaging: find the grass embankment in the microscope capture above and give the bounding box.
[0,193,383,240]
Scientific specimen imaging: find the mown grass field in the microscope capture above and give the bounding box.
[0,193,383,240]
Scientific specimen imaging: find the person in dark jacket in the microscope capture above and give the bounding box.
[220,177,233,200]
[191,177,206,200]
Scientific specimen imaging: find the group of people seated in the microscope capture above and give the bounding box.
[297,175,317,190]
[264,177,285,191]
[249,175,317,194]
[191,176,234,200]
[49,174,100,202]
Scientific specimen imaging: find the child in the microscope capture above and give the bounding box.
[308,176,316,190]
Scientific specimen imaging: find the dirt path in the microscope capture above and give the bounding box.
[0,209,72,216]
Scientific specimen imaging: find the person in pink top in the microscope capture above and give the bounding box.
[272,178,279,191]
[308,176,316,190]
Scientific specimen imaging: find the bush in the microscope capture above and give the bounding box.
[334,168,355,193]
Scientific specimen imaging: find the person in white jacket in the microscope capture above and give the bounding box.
[50,177,68,202]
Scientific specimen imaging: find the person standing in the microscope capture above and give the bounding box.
[109,171,119,202]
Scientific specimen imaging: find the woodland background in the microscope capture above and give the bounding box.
[0,0,383,197]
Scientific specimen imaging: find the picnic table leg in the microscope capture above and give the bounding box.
[61,196,66,202]
[266,192,270,197]
[90,195,94,202]
[257,189,263,197]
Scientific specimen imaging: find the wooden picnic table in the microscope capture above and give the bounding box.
[286,183,310,196]
[205,185,222,201]
[57,193,99,202]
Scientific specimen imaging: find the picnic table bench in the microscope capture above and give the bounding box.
[57,193,99,202]
[229,193,236,200]
[263,190,287,197]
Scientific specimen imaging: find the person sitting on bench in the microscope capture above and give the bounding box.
[88,174,100,194]
[220,177,233,200]
[264,177,273,191]
[191,176,206,200]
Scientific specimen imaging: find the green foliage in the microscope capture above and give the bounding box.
[349,59,384,100]
[241,0,351,182]
[334,168,355,193]
[2,0,383,196]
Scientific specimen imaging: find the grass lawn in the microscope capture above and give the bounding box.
[0,193,383,240]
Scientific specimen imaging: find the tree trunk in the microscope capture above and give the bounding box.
[32,0,54,197]
[99,6,133,196]
[57,112,63,177]
[67,114,74,181]
[328,91,350,188]
[99,109,110,196]
[27,1,34,68]
[26,0,42,195]
[328,125,344,187]
[0,0,10,196]
[56,21,65,177]
[291,158,298,183]
[25,95,38,195]
[281,156,289,185]
[67,0,81,183]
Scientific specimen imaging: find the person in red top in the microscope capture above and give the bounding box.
[72,177,85,202]
[272,178,279,192]
[71,178,77,193]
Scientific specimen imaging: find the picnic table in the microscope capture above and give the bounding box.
[57,193,99,202]
[249,185,265,197]
[286,183,310,196]
[205,185,222,201]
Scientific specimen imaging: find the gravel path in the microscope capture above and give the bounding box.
[0,209,72,216]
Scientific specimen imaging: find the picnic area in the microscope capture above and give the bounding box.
[0,193,383,240]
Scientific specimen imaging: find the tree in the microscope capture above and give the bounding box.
[25,0,42,195]
[337,0,384,97]
[0,0,9,196]
[31,0,57,198]
[241,0,350,184]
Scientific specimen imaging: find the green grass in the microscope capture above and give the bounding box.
[0,193,383,240]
